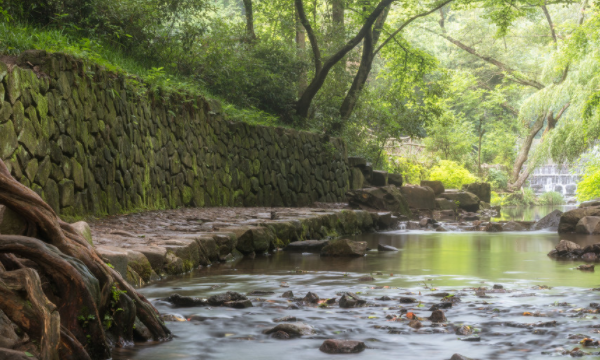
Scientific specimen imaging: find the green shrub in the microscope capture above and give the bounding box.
[577,167,600,202]
[428,160,479,189]
[487,168,508,190]
[490,191,503,206]
[538,191,565,205]
[502,188,537,206]
[388,157,429,184]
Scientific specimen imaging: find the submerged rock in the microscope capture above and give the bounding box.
[399,297,417,304]
[577,264,595,271]
[283,240,329,253]
[320,238,366,257]
[163,294,207,307]
[319,339,366,354]
[208,292,248,306]
[429,310,447,323]
[339,292,367,308]
[378,243,398,251]
[455,325,473,336]
[263,323,315,337]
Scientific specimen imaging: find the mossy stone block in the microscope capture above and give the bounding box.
[0,121,18,159]
[59,179,75,208]
[44,179,60,213]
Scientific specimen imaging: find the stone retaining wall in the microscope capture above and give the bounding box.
[0,51,349,216]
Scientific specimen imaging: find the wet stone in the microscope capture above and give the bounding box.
[281,291,294,298]
[274,316,296,323]
[455,325,473,336]
[208,291,247,306]
[303,292,319,303]
[450,354,474,360]
[430,303,452,311]
[429,310,447,323]
[377,243,398,251]
[400,297,417,304]
[319,339,366,354]
[358,275,375,281]
[248,290,275,296]
[577,264,595,271]
[163,294,208,308]
[493,284,504,289]
[339,292,367,308]
[271,330,290,340]
[263,323,314,337]
[224,299,253,308]
[460,335,481,342]
[409,320,422,329]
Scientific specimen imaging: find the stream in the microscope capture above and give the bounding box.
[113,206,600,360]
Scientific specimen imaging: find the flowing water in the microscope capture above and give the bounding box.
[113,210,600,360]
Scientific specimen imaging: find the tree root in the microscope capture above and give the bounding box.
[0,158,171,359]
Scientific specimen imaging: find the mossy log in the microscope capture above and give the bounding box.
[0,158,171,359]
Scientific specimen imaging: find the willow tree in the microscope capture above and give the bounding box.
[416,0,589,189]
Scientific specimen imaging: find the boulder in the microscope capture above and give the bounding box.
[263,323,314,336]
[125,249,155,282]
[128,246,167,273]
[303,292,319,303]
[575,216,600,235]
[320,339,366,354]
[580,199,600,208]
[484,222,503,232]
[532,210,563,231]
[502,221,530,231]
[320,238,366,257]
[555,240,581,253]
[346,186,411,216]
[462,183,491,203]
[399,185,436,209]
[439,191,480,212]
[371,170,388,186]
[283,240,329,253]
[224,226,275,254]
[377,243,398,251]
[388,173,403,187]
[421,180,445,196]
[71,221,93,246]
[436,198,456,211]
[558,206,600,233]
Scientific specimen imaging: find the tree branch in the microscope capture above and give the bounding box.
[295,0,322,75]
[423,27,546,90]
[541,3,558,44]
[477,81,519,116]
[374,0,453,56]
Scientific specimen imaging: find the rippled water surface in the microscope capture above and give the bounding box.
[114,229,600,360]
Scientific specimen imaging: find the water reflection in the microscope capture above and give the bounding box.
[492,205,576,222]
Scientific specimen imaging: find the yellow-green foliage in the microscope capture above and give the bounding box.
[389,157,428,184]
[490,191,503,206]
[428,160,479,189]
[577,167,600,201]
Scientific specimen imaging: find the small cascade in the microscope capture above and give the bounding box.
[526,163,581,197]
[397,222,407,231]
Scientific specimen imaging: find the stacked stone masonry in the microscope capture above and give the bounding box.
[0,51,350,216]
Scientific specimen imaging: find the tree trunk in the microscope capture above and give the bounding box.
[0,158,171,360]
[296,10,307,97]
[295,0,394,118]
[510,113,545,185]
[242,0,256,40]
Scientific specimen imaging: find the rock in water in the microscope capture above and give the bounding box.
[558,206,600,233]
[281,291,294,298]
[320,238,366,257]
[532,209,563,231]
[409,320,422,329]
[377,243,398,251]
[577,264,595,271]
[263,323,315,336]
[346,186,412,216]
[399,297,417,304]
[283,240,329,253]
[455,325,473,336]
[451,354,474,360]
[319,339,366,354]
[555,240,582,253]
[339,292,367,308]
[502,221,530,231]
[493,284,503,289]
[576,216,600,234]
[303,292,319,303]
[429,310,447,323]
[207,291,247,306]
[163,294,207,307]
